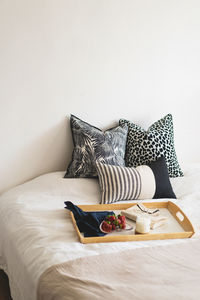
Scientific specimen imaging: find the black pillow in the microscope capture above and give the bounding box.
[64,115,128,178]
[147,157,176,199]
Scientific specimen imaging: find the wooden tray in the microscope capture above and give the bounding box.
[69,201,195,244]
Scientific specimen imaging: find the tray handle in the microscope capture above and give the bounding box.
[176,211,184,222]
[168,201,195,233]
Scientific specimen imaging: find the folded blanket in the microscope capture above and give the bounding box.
[64,201,114,237]
[121,203,168,229]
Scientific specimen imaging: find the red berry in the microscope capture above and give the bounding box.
[118,215,126,222]
[112,224,116,230]
[102,221,112,233]
[109,215,115,222]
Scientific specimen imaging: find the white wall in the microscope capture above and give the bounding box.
[0,0,200,194]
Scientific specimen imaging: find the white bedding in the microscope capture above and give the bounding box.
[0,164,200,300]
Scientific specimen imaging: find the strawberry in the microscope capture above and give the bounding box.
[118,215,126,222]
[101,221,112,233]
[122,223,126,229]
[109,215,115,222]
[112,224,116,230]
[102,214,127,232]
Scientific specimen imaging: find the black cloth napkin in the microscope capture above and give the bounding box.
[64,201,114,237]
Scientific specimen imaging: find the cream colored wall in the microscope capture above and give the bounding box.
[0,0,200,194]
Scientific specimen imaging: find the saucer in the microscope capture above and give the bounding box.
[100,222,133,234]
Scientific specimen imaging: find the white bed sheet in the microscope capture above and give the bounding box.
[0,163,200,300]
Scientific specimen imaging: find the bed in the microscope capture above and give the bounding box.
[0,162,200,300]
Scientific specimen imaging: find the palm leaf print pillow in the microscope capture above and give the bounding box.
[64,115,128,178]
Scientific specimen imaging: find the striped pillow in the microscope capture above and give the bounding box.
[96,156,176,204]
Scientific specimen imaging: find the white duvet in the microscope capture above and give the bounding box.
[0,164,200,300]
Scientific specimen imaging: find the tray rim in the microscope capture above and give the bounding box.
[69,201,195,244]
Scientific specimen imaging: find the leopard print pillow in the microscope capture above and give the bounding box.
[119,114,183,178]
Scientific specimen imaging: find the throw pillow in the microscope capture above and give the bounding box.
[96,156,176,204]
[64,115,128,178]
[119,114,183,177]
